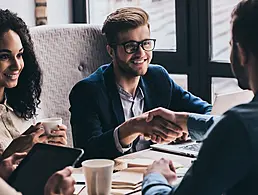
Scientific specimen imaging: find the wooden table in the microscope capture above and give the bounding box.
[76,149,194,195]
[116,148,194,167]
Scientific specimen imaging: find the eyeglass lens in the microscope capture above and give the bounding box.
[124,39,155,53]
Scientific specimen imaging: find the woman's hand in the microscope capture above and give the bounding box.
[2,123,47,159]
[0,152,27,181]
[47,124,67,146]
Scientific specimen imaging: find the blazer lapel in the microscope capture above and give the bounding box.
[139,77,153,112]
[103,64,125,125]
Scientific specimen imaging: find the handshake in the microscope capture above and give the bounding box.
[144,107,189,143]
[118,107,190,146]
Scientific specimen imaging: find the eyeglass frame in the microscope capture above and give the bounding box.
[110,39,156,54]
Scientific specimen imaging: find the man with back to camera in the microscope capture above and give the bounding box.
[69,7,214,160]
[142,0,258,194]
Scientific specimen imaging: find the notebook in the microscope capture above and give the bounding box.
[150,140,201,158]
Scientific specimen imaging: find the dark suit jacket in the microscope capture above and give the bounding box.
[69,63,212,160]
[142,94,258,195]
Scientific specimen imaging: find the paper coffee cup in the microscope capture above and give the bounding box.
[40,117,62,135]
[82,159,114,195]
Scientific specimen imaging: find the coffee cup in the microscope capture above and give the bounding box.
[39,117,62,135]
[82,159,114,195]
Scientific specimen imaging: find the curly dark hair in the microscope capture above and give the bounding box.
[0,9,42,120]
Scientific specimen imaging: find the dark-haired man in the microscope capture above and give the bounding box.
[143,0,258,194]
[69,7,212,160]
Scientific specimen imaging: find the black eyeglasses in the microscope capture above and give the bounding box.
[112,39,156,54]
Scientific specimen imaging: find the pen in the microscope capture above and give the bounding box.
[75,181,85,185]
[125,188,141,195]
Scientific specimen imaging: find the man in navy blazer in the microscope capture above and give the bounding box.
[69,7,212,160]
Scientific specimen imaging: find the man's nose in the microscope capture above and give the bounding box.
[135,44,145,56]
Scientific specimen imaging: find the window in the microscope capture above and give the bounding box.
[210,0,244,102]
[211,0,241,62]
[88,0,176,50]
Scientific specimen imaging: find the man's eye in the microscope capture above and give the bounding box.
[143,40,151,45]
[126,43,137,49]
[0,54,9,60]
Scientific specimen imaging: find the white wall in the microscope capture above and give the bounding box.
[47,0,73,25]
[0,0,73,27]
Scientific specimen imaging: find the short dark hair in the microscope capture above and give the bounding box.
[231,0,258,56]
[0,9,42,120]
[102,7,150,45]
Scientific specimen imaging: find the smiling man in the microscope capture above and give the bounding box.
[69,7,212,160]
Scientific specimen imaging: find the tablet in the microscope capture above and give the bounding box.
[8,143,84,195]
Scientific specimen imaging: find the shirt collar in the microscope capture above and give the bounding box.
[116,83,144,101]
[2,93,13,111]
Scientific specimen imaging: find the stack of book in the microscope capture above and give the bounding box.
[111,158,184,195]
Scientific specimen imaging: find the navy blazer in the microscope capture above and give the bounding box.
[69,64,212,160]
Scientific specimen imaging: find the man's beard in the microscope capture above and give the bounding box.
[115,56,147,77]
[231,44,250,90]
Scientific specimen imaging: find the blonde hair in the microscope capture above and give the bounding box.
[102,7,150,44]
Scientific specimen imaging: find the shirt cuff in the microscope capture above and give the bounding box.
[113,127,132,153]
[187,113,220,141]
[142,173,174,195]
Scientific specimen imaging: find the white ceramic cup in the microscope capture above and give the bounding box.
[82,159,114,195]
[39,117,62,135]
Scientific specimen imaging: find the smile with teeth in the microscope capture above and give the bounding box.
[4,73,19,80]
[132,59,146,64]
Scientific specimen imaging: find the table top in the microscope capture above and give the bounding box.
[116,148,194,167]
[76,149,194,195]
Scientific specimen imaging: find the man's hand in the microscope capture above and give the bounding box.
[44,166,75,195]
[0,152,27,181]
[2,123,47,159]
[140,115,183,143]
[47,124,68,146]
[146,107,190,142]
[144,158,177,184]
[118,112,183,146]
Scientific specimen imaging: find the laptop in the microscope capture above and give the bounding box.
[150,140,201,158]
[150,90,254,157]
[211,90,253,115]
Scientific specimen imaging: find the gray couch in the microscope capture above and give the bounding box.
[30,24,111,146]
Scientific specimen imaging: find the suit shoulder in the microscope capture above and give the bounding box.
[146,64,169,77]
[71,64,109,94]
[148,64,167,72]
[224,100,258,125]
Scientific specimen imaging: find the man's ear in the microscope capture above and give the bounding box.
[237,43,248,66]
[107,45,114,58]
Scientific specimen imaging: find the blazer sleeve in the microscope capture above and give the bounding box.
[69,81,123,161]
[160,67,212,114]
[142,114,252,195]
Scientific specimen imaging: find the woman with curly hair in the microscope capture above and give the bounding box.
[0,9,67,159]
